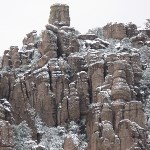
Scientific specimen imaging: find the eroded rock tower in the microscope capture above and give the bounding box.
[48,4,70,27]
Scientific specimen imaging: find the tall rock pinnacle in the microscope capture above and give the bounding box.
[48,3,70,27]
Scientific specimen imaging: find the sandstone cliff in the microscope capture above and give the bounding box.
[0,3,150,150]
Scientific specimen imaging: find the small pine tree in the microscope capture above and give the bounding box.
[87,27,104,39]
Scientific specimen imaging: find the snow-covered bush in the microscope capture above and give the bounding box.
[13,121,36,150]
[139,46,150,68]
[39,126,65,150]
[27,107,65,149]
[65,121,88,150]
[87,27,104,39]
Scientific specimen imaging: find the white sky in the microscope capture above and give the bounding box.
[0,0,150,56]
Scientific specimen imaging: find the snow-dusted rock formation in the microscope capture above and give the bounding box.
[0,3,150,150]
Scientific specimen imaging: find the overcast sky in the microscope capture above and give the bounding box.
[0,0,150,55]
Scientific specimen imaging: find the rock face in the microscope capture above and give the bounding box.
[0,3,150,150]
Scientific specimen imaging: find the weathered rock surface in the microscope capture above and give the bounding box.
[0,120,14,150]
[64,136,78,150]
[0,3,149,150]
[118,119,148,150]
[0,99,13,150]
[58,27,80,57]
[38,29,58,57]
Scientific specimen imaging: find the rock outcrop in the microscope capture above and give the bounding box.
[48,4,70,27]
[0,3,150,150]
[103,22,138,40]
[103,23,127,40]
